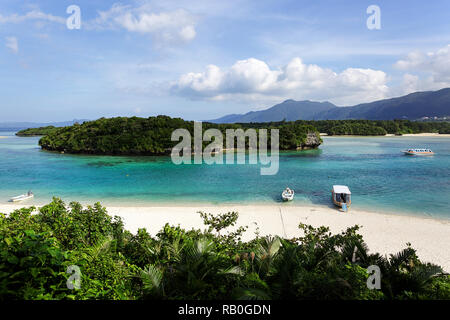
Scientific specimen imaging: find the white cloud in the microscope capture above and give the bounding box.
[91,4,197,44]
[401,73,420,94]
[5,37,18,54]
[171,57,389,105]
[395,44,450,92]
[0,10,65,24]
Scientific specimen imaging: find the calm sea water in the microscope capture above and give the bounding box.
[0,131,449,219]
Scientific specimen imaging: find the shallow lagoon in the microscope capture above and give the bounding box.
[0,131,449,219]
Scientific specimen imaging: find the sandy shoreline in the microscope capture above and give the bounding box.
[1,203,449,271]
[401,133,450,137]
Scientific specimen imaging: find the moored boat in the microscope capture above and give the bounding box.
[282,187,294,201]
[402,148,434,155]
[331,185,351,211]
[10,191,34,202]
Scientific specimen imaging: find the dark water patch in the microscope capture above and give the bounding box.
[86,161,124,167]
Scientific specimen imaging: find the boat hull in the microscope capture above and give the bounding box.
[10,195,34,202]
[331,191,351,208]
[403,151,434,156]
[282,191,294,201]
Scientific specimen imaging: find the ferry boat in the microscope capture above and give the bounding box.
[402,148,434,156]
[331,185,351,211]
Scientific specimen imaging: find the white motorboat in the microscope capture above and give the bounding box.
[282,188,294,201]
[10,191,34,202]
[402,148,434,156]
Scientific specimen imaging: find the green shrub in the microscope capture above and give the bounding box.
[0,199,448,300]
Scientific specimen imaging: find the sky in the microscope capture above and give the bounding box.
[0,0,449,122]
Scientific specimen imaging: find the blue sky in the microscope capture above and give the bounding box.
[1,0,449,122]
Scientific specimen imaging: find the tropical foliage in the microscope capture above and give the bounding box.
[1,198,449,300]
[240,119,450,135]
[292,119,450,135]
[15,126,60,137]
[19,118,450,156]
[37,116,321,155]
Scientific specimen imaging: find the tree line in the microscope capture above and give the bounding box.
[15,117,450,156]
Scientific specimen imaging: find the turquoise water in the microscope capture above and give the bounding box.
[1,131,449,219]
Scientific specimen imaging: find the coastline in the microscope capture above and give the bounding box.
[400,133,450,137]
[322,133,450,137]
[1,203,449,272]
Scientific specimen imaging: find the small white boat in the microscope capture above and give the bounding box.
[10,191,34,202]
[332,185,351,211]
[282,188,294,201]
[402,148,434,156]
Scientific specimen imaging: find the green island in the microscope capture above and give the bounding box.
[15,126,60,137]
[36,116,322,155]
[0,198,448,300]
[16,118,450,155]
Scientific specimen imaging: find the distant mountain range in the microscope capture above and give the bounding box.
[0,119,89,131]
[209,88,450,123]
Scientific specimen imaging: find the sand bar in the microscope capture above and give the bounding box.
[1,203,449,272]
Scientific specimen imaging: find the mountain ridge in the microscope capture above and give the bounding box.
[208,88,450,123]
[0,119,89,131]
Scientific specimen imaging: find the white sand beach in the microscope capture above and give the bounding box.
[401,133,450,137]
[1,203,449,271]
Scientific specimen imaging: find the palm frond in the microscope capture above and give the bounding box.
[141,265,164,296]
[388,247,417,271]
[409,264,444,285]
[220,266,245,276]
[233,287,271,300]
[85,236,113,261]
[256,236,281,260]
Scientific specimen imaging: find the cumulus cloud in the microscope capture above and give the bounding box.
[5,37,18,54]
[0,10,65,24]
[171,57,389,105]
[395,44,450,93]
[91,4,197,44]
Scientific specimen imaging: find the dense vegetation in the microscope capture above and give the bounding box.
[38,116,321,155]
[18,118,450,156]
[16,126,60,137]
[307,120,450,135]
[1,198,449,300]
[245,119,450,136]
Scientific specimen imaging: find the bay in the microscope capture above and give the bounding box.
[0,131,449,219]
